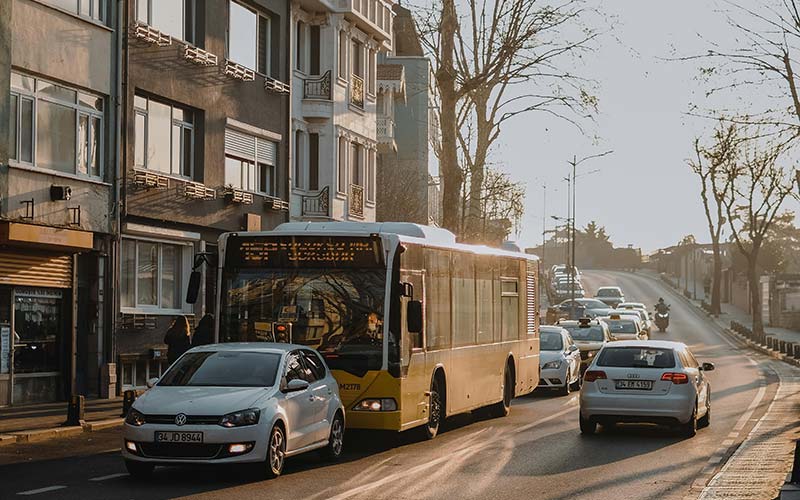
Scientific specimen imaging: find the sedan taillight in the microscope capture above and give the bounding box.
[583,370,607,382]
[661,372,689,384]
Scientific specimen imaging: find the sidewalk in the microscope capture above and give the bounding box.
[0,398,124,446]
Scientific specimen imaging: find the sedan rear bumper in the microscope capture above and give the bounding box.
[580,390,694,424]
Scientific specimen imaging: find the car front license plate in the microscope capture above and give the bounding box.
[154,431,203,443]
[615,380,653,390]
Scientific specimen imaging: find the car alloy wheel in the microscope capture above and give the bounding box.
[324,413,345,460]
[266,425,286,478]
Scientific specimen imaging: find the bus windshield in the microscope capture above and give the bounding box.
[219,268,387,376]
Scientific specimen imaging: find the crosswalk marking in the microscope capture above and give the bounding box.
[89,473,128,482]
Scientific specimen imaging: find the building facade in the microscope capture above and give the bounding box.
[117,0,291,390]
[289,0,394,223]
[376,4,433,225]
[0,0,120,405]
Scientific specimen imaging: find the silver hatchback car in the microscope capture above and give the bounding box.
[579,340,714,437]
[123,343,345,479]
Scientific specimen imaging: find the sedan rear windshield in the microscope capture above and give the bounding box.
[562,325,604,341]
[597,289,622,297]
[605,321,637,334]
[597,347,675,368]
[159,351,281,387]
[540,332,564,351]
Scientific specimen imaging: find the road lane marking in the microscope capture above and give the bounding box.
[17,486,67,496]
[562,395,578,406]
[319,405,576,500]
[89,473,128,482]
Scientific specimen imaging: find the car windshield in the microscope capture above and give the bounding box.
[597,288,622,297]
[605,320,637,334]
[220,268,386,376]
[540,332,564,351]
[577,299,608,309]
[158,351,281,387]
[562,325,604,341]
[597,347,676,368]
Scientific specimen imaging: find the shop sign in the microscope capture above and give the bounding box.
[0,326,9,374]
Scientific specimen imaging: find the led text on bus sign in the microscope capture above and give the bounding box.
[228,236,384,268]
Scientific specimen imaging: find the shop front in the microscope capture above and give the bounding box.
[0,223,94,407]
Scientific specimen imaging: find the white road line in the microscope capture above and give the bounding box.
[17,486,67,496]
[562,395,578,406]
[89,473,128,482]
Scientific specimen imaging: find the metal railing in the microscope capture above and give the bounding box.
[349,184,365,218]
[303,71,332,100]
[350,74,365,108]
[377,116,394,140]
[301,186,330,217]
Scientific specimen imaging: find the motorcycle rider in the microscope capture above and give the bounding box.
[655,298,670,314]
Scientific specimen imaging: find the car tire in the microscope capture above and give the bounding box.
[322,412,345,460]
[698,393,711,429]
[570,372,582,392]
[264,424,286,478]
[579,414,597,435]
[681,405,698,438]
[424,379,443,439]
[124,459,154,479]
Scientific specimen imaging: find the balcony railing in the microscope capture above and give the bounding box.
[350,74,365,108]
[301,186,330,218]
[349,184,365,218]
[303,71,332,100]
[377,116,394,140]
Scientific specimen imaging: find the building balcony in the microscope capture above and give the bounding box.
[301,186,330,218]
[304,71,332,100]
[377,115,396,152]
[349,184,365,219]
[350,74,365,109]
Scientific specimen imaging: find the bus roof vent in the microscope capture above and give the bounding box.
[272,221,457,244]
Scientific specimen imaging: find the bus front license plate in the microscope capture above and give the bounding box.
[154,431,203,443]
[615,380,653,390]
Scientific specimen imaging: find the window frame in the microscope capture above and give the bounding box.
[136,0,195,44]
[44,0,105,23]
[223,127,278,196]
[227,0,271,75]
[9,72,104,180]
[134,94,194,180]
[120,236,192,314]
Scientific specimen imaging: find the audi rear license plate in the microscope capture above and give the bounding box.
[154,431,203,443]
[615,380,653,390]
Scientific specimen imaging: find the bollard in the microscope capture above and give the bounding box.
[63,395,85,426]
[121,390,137,418]
[792,440,800,483]
[779,340,786,353]
[766,336,775,350]
[794,344,800,359]
[787,342,796,356]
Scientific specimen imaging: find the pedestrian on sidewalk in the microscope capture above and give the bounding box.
[164,316,191,364]
[192,314,215,347]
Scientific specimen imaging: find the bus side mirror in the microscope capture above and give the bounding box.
[407,300,423,334]
[186,271,202,304]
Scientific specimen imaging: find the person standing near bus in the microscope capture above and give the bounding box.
[192,314,215,346]
[164,316,191,364]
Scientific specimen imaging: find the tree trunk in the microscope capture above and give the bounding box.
[747,256,764,341]
[711,238,722,316]
[437,0,462,234]
[465,95,490,242]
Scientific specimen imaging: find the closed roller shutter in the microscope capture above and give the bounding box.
[0,252,72,288]
[225,128,277,166]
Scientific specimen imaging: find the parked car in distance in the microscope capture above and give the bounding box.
[615,307,652,335]
[556,318,614,372]
[539,326,582,395]
[554,282,585,301]
[595,286,626,308]
[579,340,714,437]
[122,343,345,479]
[557,298,614,319]
[598,314,647,341]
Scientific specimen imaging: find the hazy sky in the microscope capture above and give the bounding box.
[491,1,793,253]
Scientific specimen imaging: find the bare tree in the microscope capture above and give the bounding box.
[689,120,740,315]
[721,134,798,338]
[461,167,525,244]
[416,0,601,238]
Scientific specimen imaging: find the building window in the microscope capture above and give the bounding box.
[337,136,347,193]
[310,26,321,75]
[44,0,104,22]
[296,21,306,73]
[228,1,271,75]
[367,149,375,202]
[352,40,363,78]
[338,30,348,80]
[134,94,194,178]
[9,72,104,179]
[121,238,189,312]
[294,130,304,189]
[224,127,277,196]
[309,132,319,191]
[368,49,376,95]
[136,0,195,43]
[350,142,362,186]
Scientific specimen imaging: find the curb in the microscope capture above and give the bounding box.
[0,418,124,447]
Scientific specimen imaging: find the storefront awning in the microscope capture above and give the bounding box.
[0,222,93,252]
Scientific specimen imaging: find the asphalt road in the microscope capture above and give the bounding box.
[0,271,780,500]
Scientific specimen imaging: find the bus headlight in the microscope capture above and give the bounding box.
[353,398,398,412]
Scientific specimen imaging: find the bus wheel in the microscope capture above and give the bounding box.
[424,379,443,439]
[490,365,513,418]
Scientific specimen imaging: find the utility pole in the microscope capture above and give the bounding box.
[541,183,547,270]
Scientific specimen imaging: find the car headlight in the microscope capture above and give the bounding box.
[542,360,562,370]
[353,398,398,412]
[125,408,146,427]
[219,408,261,428]
[586,351,595,358]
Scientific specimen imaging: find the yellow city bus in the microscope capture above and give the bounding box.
[213,222,540,437]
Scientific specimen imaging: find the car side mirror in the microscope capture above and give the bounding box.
[146,377,159,389]
[407,300,423,334]
[701,362,715,372]
[284,379,310,392]
[186,270,202,304]
[568,344,579,352]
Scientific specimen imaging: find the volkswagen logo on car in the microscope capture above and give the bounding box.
[174,413,187,426]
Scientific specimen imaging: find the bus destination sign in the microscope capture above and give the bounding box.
[227,236,384,268]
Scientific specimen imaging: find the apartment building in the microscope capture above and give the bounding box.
[0,0,120,405]
[118,0,291,390]
[289,0,394,222]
